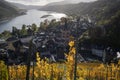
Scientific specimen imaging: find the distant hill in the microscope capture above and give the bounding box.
[0,0,20,20]
[44,1,71,6]
[44,0,95,6]
[11,2,42,10]
[0,0,18,19]
[40,0,120,22]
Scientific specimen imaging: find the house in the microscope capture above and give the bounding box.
[0,39,7,48]
[0,49,8,61]
[92,48,104,57]
[19,36,33,47]
[6,37,18,42]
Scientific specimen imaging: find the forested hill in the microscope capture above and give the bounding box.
[40,0,120,22]
[40,0,120,48]
[0,0,19,20]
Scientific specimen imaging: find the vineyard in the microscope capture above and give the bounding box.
[0,41,120,80]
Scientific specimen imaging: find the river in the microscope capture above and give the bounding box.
[0,9,67,33]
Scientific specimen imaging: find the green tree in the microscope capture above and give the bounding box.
[105,11,120,47]
[20,24,27,35]
[12,26,18,37]
[39,19,49,30]
[1,30,11,39]
[31,23,37,33]
[48,19,59,28]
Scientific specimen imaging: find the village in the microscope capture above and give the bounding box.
[0,16,119,65]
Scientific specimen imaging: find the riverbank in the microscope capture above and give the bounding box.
[0,10,26,24]
[0,9,67,33]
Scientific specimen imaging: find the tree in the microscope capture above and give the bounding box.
[105,11,120,47]
[1,30,11,39]
[27,26,33,36]
[12,26,18,36]
[49,19,57,27]
[39,19,49,30]
[31,23,37,33]
[20,24,27,36]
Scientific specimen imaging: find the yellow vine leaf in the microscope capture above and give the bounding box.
[69,41,75,47]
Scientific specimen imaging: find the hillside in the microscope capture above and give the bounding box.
[10,2,42,10]
[40,0,120,22]
[40,0,120,48]
[44,1,70,6]
[0,0,19,20]
[39,0,86,7]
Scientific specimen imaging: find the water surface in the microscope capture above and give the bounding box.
[0,9,66,33]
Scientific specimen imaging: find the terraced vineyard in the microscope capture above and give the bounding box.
[0,41,120,80]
